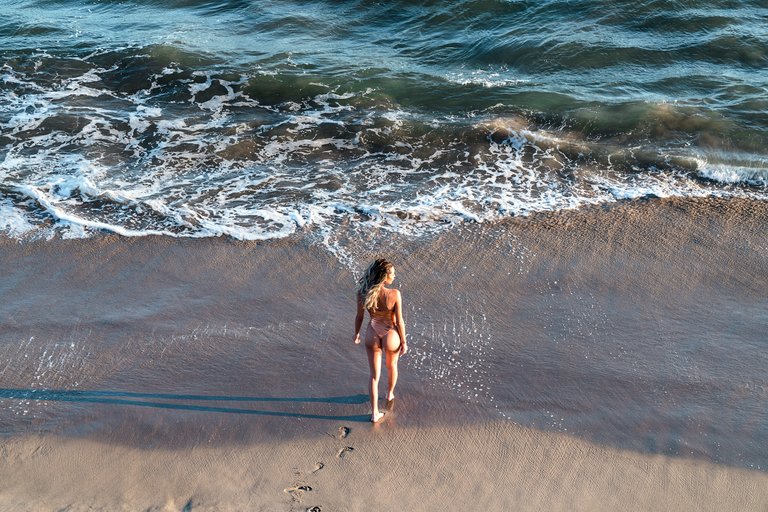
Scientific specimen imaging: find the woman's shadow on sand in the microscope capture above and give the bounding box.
[0,388,372,422]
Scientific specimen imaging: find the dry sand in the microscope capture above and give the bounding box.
[1,421,766,511]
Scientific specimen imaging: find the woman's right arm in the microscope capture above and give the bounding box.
[353,293,364,344]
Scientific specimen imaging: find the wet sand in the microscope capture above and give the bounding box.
[0,197,766,510]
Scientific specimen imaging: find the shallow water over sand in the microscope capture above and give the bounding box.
[0,197,765,472]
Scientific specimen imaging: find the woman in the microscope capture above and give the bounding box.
[353,258,408,423]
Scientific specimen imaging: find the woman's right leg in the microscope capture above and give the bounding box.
[365,324,385,422]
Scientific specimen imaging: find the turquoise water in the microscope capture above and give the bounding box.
[1,0,767,240]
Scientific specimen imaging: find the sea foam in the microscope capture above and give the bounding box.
[1,61,766,249]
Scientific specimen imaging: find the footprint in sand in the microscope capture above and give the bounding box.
[337,446,354,459]
[284,484,312,494]
[284,484,312,507]
[337,426,350,439]
[311,462,324,474]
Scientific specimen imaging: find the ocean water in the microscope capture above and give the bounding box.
[1,0,767,245]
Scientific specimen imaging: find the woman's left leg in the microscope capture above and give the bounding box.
[366,344,384,422]
[384,330,401,401]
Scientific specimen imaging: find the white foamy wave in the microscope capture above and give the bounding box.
[13,183,172,238]
[446,68,529,88]
[698,161,768,186]
[1,62,767,251]
[0,198,35,237]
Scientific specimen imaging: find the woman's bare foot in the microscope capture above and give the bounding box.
[371,411,385,423]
